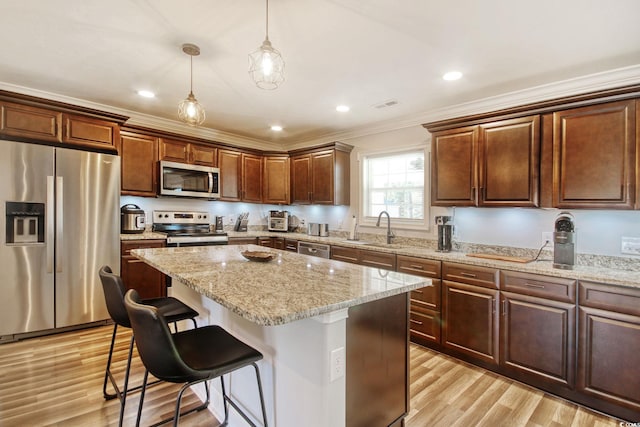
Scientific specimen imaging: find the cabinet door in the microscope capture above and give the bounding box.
[0,101,61,142]
[479,116,540,207]
[578,306,640,413]
[283,239,298,252]
[263,156,290,204]
[228,237,257,245]
[120,131,158,196]
[159,138,190,163]
[218,149,242,201]
[442,280,499,365]
[311,150,335,204]
[62,114,119,151]
[501,292,575,388]
[291,154,311,204]
[553,100,636,209]
[431,126,478,206]
[120,240,166,299]
[190,143,216,167]
[410,306,441,344]
[242,153,263,202]
[257,237,274,248]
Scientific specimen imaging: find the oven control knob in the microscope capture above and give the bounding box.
[198,215,202,219]
[164,214,169,218]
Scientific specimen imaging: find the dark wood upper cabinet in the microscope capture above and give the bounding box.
[159,138,216,167]
[218,148,242,201]
[120,131,158,197]
[552,100,636,209]
[62,114,120,151]
[432,116,540,207]
[263,155,290,204]
[290,143,351,205]
[218,148,262,202]
[242,152,263,202]
[479,115,540,207]
[431,126,478,206]
[0,101,62,142]
[291,154,312,204]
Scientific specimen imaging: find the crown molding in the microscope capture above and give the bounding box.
[295,64,640,146]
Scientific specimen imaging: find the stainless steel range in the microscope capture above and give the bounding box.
[152,210,228,247]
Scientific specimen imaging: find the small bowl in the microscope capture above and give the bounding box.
[241,250,276,262]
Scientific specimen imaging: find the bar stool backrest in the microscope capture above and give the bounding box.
[124,289,208,383]
[99,265,132,328]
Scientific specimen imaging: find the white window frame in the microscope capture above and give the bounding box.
[358,145,430,231]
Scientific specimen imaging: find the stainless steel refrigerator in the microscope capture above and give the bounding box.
[0,140,120,340]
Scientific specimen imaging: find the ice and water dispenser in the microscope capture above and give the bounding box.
[5,202,45,245]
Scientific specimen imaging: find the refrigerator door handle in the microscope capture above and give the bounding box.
[47,176,55,273]
[56,176,63,273]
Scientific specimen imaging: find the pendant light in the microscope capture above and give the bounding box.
[178,43,206,126]
[248,0,285,90]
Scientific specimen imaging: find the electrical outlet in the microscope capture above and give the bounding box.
[330,347,345,382]
[300,218,306,227]
[228,215,235,225]
[621,237,640,255]
[541,232,553,246]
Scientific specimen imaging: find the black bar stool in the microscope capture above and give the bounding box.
[99,265,199,427]
[124,289,268,427]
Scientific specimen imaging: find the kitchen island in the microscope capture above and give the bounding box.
[132,244,430,427]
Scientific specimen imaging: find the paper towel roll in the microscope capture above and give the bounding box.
[348,215,358,240]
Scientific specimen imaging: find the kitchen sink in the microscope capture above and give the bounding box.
[363,242,408,249]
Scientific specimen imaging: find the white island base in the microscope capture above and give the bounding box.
[172,279,349,427]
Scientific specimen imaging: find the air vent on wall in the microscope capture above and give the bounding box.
[373,99,399,109]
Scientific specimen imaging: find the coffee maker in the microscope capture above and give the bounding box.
[435,216,453,252]
[553,212,576,269]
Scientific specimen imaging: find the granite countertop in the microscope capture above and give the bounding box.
[120,231,167,240]
[131,244,430,326]
[124,230,639,290]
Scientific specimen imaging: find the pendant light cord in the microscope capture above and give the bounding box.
[265,0,270,40]
[189,55,193,94]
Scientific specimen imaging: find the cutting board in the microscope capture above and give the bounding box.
[466,253,534,263]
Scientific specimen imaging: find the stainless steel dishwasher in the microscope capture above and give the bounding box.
[297,241,330,259]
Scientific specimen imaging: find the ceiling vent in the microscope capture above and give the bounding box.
[373,99,399,109]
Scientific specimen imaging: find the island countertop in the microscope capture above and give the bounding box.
[131,244,430,326]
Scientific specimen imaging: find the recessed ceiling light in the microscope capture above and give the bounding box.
[443,71,463,81]
[271,125,283,132]
[336,105,350,113]
[137,90,155,98]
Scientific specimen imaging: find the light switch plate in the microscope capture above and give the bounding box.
[621,237,640,255]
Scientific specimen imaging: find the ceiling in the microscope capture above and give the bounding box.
[1,0,640,147]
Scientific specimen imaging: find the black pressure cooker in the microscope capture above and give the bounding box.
[121,204,146,234]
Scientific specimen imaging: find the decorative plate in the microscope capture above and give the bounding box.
[241,250,276,262]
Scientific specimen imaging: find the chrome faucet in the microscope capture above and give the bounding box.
[376,211,395,244]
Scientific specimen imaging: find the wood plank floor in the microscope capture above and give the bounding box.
[0,325,620,426]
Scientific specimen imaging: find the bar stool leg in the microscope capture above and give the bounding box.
[253,363,268,427]
[220,376,230,426]
[103,323,119,400]
[118,334,135,427]
[135,369,149,427]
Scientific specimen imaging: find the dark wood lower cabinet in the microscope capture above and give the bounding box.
[442,280,500,366]
[501,292,575,388]
[347,293,408,427]
[120,240,166,299]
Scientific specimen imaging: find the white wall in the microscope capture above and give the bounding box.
[123,124,640,258]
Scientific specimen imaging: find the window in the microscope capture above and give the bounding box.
[361,149,427,228]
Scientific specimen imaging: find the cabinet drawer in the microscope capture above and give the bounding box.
[228,237,257,245]
[410,308,440,343]
[501,270,576,303]
[331,246,359,264]
[579,281,640,317]
[410,279,441,311]
[443,262,499,289]
[359,250,396,270]
[397,255,441,278]
[121,239,165,256]
[284,239,298,252]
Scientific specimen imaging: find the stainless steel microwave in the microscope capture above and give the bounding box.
[159,161,220,199]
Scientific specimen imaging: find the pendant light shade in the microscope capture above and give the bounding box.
[178,43,205,126]
[249,0,285,90]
